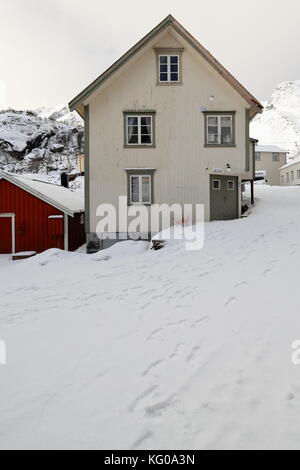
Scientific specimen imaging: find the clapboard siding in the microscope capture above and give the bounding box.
[0,179,64,253]
[87,29,250,228]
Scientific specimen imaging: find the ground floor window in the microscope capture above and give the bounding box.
[126,169,155,205]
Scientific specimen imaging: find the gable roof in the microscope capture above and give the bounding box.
[280,157,300,170]
[0,172,84,217]
[69,15,263,119]
[256,145,288,153]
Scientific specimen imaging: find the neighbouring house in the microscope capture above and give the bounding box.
[69,15,263,253]
[280,158,300,186]
[255,145,288,185]
[0,172,85,255]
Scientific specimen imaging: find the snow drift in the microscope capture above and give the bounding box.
[1,184,300,449]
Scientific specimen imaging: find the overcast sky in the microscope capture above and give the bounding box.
[1,0,300,109]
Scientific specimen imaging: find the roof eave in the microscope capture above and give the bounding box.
[0,173,82,217]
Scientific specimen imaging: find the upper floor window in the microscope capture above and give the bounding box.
[204,112,235,146]
[154,48,183,85]
[124,112,155,148]
[297,170,300,179]
[291,171,295,181]
[255,152,262,161]
[272,153,280,161]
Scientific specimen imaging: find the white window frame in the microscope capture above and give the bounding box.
[0,213,15,254]
[130,175,152,205]
[272,153,280,162]
[207,115,233,145]
[126,115,153,146]
[227,180,235,191]
[255,152,262,161]
[159,54,180,83]
[212,179,221,191]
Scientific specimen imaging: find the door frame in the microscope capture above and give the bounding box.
[0,213,16,254]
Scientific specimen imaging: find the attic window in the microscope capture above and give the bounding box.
[154,48,183,85]
[159,55,179,82]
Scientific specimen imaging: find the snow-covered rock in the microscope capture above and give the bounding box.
[251,81,300,159]
[0,106,83,184]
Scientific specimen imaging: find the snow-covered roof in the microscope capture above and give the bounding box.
[255,145,288,153]
[0,172,84,217]
[280,157,300,170]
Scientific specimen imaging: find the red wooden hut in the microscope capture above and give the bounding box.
[0,172,85,255]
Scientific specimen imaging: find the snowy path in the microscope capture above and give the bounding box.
[1,185,300,449]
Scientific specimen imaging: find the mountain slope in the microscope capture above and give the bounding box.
[0,106,83,181]
[251,81,300,158]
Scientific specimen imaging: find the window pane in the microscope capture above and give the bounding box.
[208,124,218,143]
[227,181,235,190]
[141,117,151,127]
[128,125,138,134]
[221,117,232,144]
[160,56,168,64]
[171,64,178,73]
[171,73,179,82]
[142,177,151,203]
[127,117,138,126]
[141,134,151,144]
[208,117,218,126]
[131,177,140,203]
[160,64,168,73]
[170,56,178,64]
[128,134,138,144]
[141,117,152,144]
[160,73,168,82]
[212,180,220,190]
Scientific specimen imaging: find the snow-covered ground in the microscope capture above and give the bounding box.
[1,184,300,450]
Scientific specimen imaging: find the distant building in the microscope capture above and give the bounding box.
[255,145,288,185]
[280,158,300,186]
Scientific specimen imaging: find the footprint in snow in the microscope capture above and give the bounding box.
[186,346,201,364]
[191,316,208,327]
[142,360,165,377]
[169,343,185,359]
[128,385,158,413]
[234,281,248,289]
[130,430,153,450]
[224,297,237,308]
[147,328,163,341]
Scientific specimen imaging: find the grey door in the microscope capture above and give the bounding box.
[210,175,239,221]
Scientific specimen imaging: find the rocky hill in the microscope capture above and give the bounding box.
[0,105,83,183]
